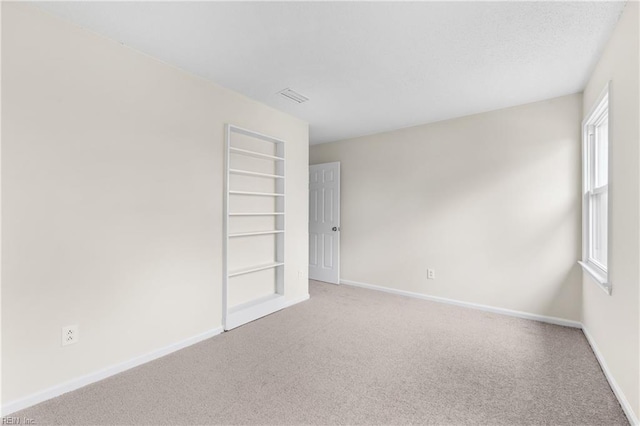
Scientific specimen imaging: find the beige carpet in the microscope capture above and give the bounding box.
[9,280,628,425]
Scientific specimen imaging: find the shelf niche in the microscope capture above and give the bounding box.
[224,124,286,330]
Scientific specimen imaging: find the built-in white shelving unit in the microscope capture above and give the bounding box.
[223,124,286,330]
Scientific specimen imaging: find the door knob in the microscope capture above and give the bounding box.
[332,226,338,231]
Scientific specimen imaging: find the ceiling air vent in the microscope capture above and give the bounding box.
[278,88,309,104]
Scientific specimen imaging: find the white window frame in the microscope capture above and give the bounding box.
[579,82,611,295]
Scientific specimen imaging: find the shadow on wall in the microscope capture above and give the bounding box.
[324,97,582,319]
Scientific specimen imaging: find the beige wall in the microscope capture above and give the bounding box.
[1,3,308,405]
[582,1,639,420]
[310,93,583,321]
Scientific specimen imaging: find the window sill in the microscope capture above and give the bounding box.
[578,261,611,295]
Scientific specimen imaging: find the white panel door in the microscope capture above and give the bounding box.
[309,162,340,284]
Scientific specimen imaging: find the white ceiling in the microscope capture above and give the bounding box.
[34,1,626,145]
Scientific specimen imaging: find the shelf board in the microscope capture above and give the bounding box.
[229,212,284,216]
[229,169,284,179]
[229,230,284,238]
[228,262,284,278]
[229,190,284,197]
[229,147,284,161]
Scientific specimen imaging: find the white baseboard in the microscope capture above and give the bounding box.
[2,294,311,416]
[582,326,639,426]
[225,293,309,330]
[226,294,288,330]
[340,279,582,328]
[2,326,224,416]
[341,278,640,423]
[284,293,310,308]
[5,288,636,425]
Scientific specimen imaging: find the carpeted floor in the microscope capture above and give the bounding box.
[10,280,628,425]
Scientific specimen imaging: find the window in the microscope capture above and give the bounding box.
[580,83,610,294]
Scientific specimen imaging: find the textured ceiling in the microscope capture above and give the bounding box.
[34,1,626,144]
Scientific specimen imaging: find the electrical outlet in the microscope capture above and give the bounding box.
[427,269,435,280]
[298,270,305,280]
[62,325,79,346]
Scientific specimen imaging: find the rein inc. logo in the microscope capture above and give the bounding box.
[2,417,35,425]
